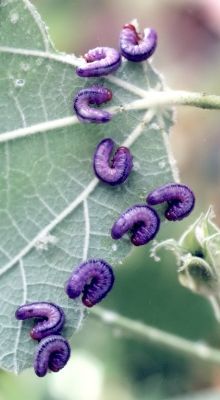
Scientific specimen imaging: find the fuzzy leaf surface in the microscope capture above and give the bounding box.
[0,0,177,373]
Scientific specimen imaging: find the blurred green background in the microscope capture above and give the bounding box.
[2,0,220,399]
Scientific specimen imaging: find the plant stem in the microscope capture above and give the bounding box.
[0,90,219,144]
[122,90,220,111]
[90,306,220,367]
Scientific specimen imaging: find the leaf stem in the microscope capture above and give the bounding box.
[90,306,220,366]
[1,89,219,144]
[123,90,220,111]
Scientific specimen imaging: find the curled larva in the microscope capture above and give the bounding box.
[111,204,160,246]
[76,47,121,77]
[93,138,133,185]
[15,302,65,340]
[120,23,157,62]
[34,335,71,377]
[65,259,115,307]
[146,183,195,221]
[73,85,112,123]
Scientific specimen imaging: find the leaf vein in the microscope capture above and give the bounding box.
[13,260,27,374]
[22,0,50,52]
[0,178,99,277]
[83,200,90,261]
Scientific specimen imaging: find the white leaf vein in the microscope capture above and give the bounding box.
[22,0,50,52]
[13,260,27,374]
[0,46,149,98]
[0,109,156,278]
[82,200,90,262]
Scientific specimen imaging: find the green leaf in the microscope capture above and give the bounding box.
[151,207,220,321]
[0,0,177,373]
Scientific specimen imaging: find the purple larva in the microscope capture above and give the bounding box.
[34,335,71,377]
[111,204,160,246]
[15,302,65,340]
[76,47,121,77]
[93,138,133,185]
[65,259,115,307]
[146,183,195,221]
[119,23,157,62]
[73,85,112,123]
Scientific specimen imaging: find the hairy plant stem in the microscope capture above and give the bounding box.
[122,90,220,111]
[90,306,220,367]
[0,89,219,144]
